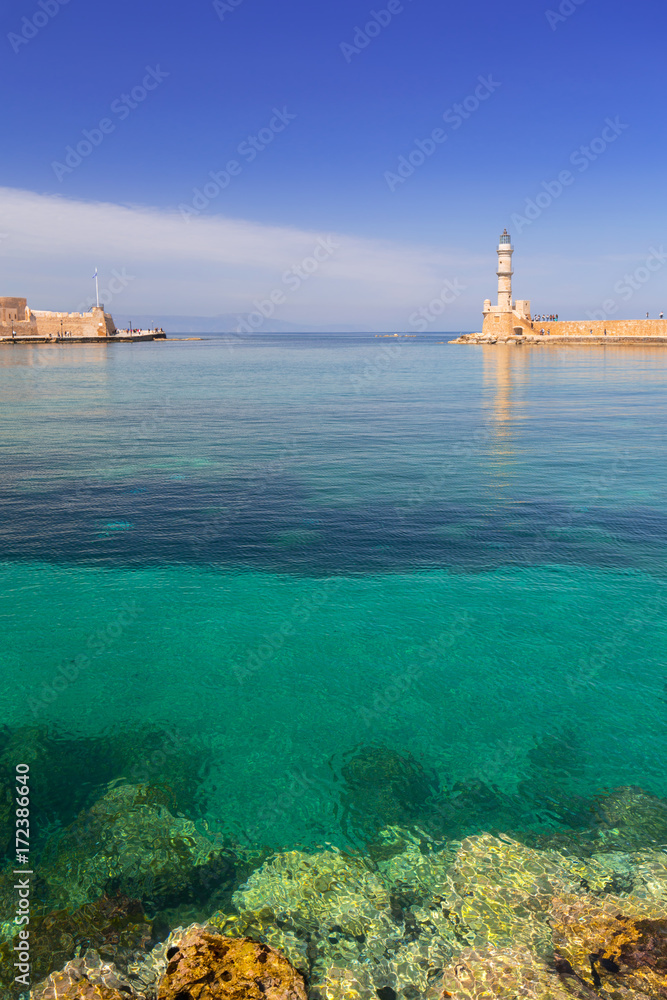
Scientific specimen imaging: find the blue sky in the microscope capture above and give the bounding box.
[1,0,665,329]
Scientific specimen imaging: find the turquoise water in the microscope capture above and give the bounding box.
[2,335,667,852]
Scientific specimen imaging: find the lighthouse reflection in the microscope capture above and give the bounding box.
[483,344,529,447]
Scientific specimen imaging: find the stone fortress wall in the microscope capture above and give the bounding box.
[0,297,116,339]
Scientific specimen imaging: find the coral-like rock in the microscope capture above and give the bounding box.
[41,784,235,911]
[156,927,307,1000]
[551,891,667,998]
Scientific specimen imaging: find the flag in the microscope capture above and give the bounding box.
[92,269,98,279]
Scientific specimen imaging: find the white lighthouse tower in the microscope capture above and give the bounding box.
[496,229,514,311]
[482,230,531,338]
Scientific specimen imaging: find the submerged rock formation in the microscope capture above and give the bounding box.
[19,893,152,988]
[338,746,443,841]
[31,950,138,999]
[24,787,667,1000]
[41,783,236,912]
[551,892,667,997]
[156,927,307,1000]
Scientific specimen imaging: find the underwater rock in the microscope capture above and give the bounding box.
[339,746,440,836]
[7,893,152,989]
[551,891,667,998]
[518,730,593,830]
[0,724,211,838]
[440,945,585,1000]
[31,950,139,999]
[41,783,236,911]
[437,833,615,956]
[375,829,456,905]
[232,847,392,935]
[318,941,447,1000]
[628,849,667,904]
[426,778,520,840]
[225,839,461,999]
[225,848,398,977]
[0,780,12,859]
[594,786,667,851]
[156,926,307,1000]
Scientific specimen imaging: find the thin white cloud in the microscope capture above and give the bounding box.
[0,187,484,329]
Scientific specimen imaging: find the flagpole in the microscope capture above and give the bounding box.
[95,270,100,308]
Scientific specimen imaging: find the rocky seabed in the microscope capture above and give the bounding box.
[2,779,665,1000]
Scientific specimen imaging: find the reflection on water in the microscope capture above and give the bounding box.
[483,343,528,448]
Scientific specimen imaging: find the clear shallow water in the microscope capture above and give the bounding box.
[1,334,667,850]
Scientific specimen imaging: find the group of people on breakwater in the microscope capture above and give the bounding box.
[533,313,558,322]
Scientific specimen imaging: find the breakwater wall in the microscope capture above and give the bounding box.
[530,319,667,337]
[454,318,667,345]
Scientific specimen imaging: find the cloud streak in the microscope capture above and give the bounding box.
[0,187,482,329]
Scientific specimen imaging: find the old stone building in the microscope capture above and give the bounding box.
[0,297,28,324]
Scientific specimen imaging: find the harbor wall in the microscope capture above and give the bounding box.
[479,315,667,341]
[531,319,667,338]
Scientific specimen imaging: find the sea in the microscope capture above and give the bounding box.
[1,331,667,875]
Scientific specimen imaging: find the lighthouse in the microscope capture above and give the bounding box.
[481,231,531,338]
[497,229,514,311]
